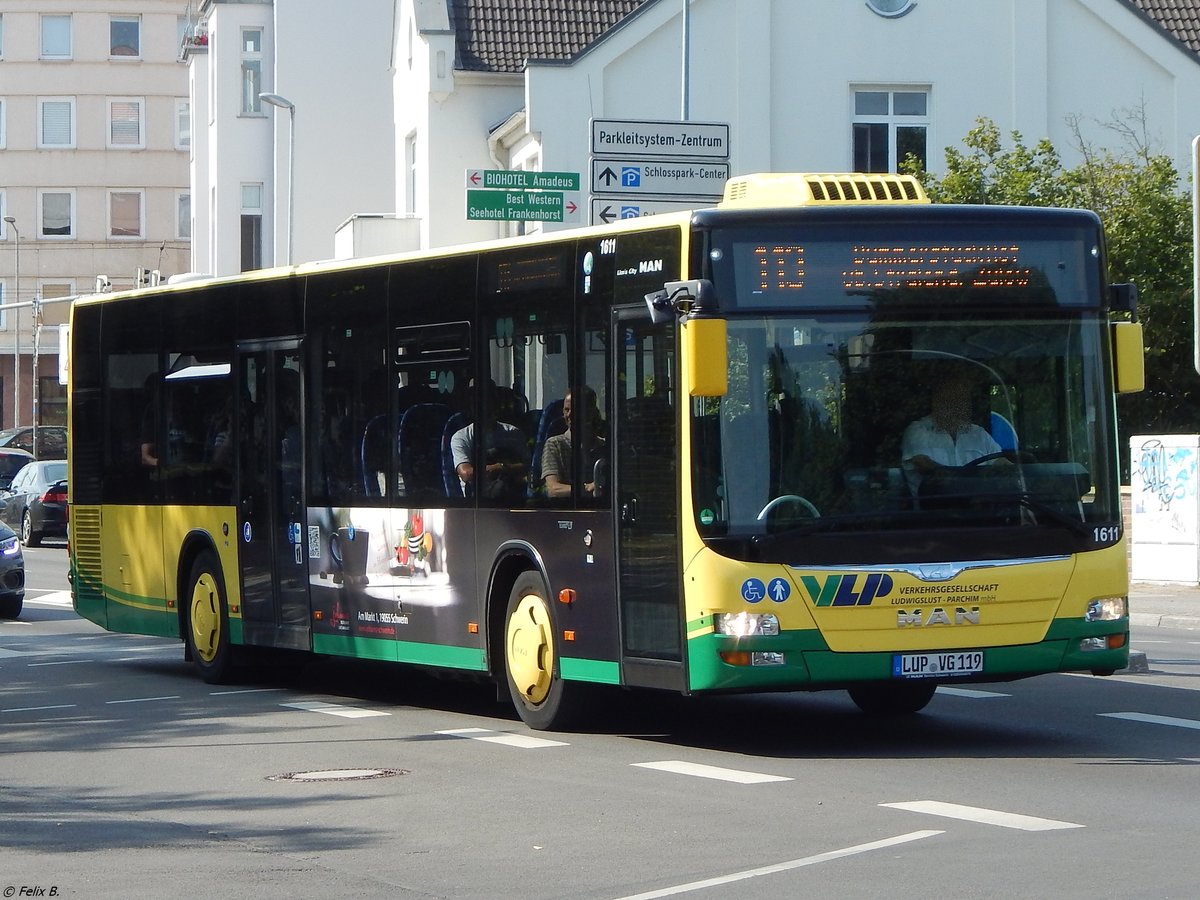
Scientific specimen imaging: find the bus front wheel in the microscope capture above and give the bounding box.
[848,682,936,715]
[504,571,577,731]
[185,550,234,684]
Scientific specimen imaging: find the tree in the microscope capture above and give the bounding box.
[905,117,1198,467]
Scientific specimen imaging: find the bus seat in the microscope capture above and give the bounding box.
[527,399,565,498]
[359,414,390,497]
[398,402,451,502]
[442,411,472,497]
[990,412,1018,451]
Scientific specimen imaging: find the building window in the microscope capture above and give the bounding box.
[851,87,929,173]
[110,16,141,58]
[0,191,5,236]
[109,191,144,238]
[0,283,6,330]
[405,132,418,215]
[38,190,75,239]
[108,98,144,149]
[241,183,263,271]
[0,98,6,149]
[241,29,263,114]
[38,97,75,148]
[177,191,191,240]
[41,15,71,60]
[0,14,5,59]
[175,99,191,150]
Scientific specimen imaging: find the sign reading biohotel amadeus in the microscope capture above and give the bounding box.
[463,169,582,223]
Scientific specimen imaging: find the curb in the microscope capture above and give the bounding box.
[1130,612,1200,631]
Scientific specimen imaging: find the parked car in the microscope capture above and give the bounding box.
[0,459,68,547]
[0,521,24,618]
[0,425,68,459]
[0,448,34,491]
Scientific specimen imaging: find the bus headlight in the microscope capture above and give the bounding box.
[714,612,779,638]
[1084,597,1127,622]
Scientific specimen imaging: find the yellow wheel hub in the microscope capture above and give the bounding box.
[190,573,222,663]
[506,592,554,706]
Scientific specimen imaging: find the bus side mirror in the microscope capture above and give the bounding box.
[1112,321,1145,394]
[685,316,728,397]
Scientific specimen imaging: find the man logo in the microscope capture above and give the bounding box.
[800,573,893,607]
[896,607,981,627]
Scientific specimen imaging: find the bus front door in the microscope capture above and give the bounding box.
[236,342,311,651]
[612,307,686,690]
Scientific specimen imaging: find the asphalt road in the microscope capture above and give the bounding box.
[3,545,1198,899]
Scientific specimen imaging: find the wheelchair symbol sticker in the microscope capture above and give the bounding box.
[741,578,766,604]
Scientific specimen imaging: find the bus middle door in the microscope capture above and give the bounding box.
[236,342,311,651]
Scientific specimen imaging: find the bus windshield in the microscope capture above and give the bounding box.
[693,294,1120,566]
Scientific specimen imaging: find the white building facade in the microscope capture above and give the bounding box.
[395,0,1200,249]
[185,0,395,276]
[0,1,190,429]
[187,0,1200,266]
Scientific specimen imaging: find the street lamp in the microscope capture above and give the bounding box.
[258,92,295,266]
[3,216,18,429]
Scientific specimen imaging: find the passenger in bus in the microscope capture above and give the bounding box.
[450,382,528,500]
[901,371,1002,495]
[541,386,606,498]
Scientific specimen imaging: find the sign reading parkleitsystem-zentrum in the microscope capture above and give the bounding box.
[591,118,730,160]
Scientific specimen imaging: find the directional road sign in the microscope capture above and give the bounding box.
[466,189,581,223]
[591,119,730,160]
[590,158,728,198]
[589,197,712,224]
[465,169,581,191]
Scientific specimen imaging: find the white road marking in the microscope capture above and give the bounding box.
[210,687,285,696]
[282,700,391,719]
[632,760,792,784]
[610,830,944,900]
[881,800,1083,831]
[936,687,1010,698]
[28,659,94,667]
[106,695,181,705]
[1100,712,1200,731]
[26,590,73,608]
[436,727,568,748]
[1,704,77,713]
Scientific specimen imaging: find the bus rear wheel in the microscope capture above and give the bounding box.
[504,571,577,731]
[848,682,937,715]
[185,550,234,684]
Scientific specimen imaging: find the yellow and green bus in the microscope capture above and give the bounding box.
[68,172,1142,729]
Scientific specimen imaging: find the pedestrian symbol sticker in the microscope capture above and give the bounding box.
[741,578,766,604]
[768,578,791,603]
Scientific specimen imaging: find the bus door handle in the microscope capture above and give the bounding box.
[620,495,638,527]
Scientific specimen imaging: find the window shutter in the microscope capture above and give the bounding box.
[110,101,141,145]
[41,102,72,145]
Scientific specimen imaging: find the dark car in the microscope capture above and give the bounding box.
[0,448,34,491]
[0,425,68,459]
[1,459,68,547]
[0,521,24,618]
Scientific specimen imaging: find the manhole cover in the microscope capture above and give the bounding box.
[267,768,409,782]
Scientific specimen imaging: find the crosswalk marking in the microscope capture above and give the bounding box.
[612,830,944,900]
[26,590,74,608]
[282,700,391,719]
[436,727,568,748]
[881,800,1083,831]
[1100,712,1200,731]
[936,687,1010,699]
[632,760,792,784]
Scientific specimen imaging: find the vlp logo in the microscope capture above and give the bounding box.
[800,573,894,607]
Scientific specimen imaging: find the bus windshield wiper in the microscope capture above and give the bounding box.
[1010,492,1091,536]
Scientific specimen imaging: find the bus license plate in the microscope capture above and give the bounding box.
[893,651,984,679]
